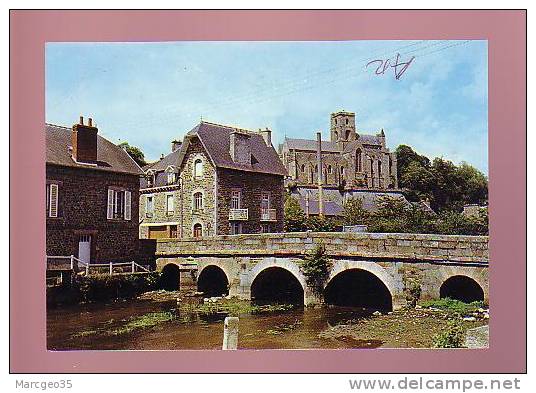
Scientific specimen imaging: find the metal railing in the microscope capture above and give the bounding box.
[46,255,151,276]
[260,208,277,222]
[229,208,248,220]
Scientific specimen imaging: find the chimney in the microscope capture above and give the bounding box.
[259,127,272,146]
[316,131,324,217]
[229,130,251,165]
[171,140,182,152]
[71,116,98,164]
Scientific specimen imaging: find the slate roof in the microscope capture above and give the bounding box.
[46,123,143,176]
[283,133,382,153]
[291,188,411,215]
[144,149,181,172]
[177,121,288,176]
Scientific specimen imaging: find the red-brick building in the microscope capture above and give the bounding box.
[46,117,145,264]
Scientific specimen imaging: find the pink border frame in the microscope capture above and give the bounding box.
[9,10,526,373]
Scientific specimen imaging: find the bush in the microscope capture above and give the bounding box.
[75,272,161,303]
[299,244,331,294]
[432,321,465,348]
[284,194,307,232]
[404,279,422,308]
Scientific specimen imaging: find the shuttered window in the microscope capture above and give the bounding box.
[47,183,58,218]
[107,188,132,220]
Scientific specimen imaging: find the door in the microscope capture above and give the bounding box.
[78,235,91,264]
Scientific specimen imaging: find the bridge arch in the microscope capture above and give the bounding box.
[160,262,181,291]
[249,258,307,304]
[197,264,230,297]
[434,266,488,304]
[324,260,403,310]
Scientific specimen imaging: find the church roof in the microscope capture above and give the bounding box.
[283,133,383,153]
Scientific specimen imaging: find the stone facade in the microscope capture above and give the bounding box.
[139,121,286,239]
[216,168,284,235]
[46,164,141,263]
[280,110,398,190]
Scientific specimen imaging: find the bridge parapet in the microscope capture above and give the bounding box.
[156,232,488,265]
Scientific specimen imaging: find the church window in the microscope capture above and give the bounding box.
[301,164,305,172]
[356,149,362,172]
[328,165,332,174]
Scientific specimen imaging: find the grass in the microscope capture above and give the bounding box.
[70,312,174,339]
[181,299,296,316]
[420,298,486,315]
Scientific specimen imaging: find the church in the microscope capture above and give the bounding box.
[279,110,409,217]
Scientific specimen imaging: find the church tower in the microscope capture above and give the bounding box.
[330,111,357,144]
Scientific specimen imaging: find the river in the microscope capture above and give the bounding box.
[46,295,386,350]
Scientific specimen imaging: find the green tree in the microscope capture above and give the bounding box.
[284,194,307,232]
[300,244,331,294]
[342,197,369,226]
[118,142,147,167]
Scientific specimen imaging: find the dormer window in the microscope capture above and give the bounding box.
[166,165,178,185]
[146,170,156,188]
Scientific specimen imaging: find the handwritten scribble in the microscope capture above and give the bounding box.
[366,53,415,80]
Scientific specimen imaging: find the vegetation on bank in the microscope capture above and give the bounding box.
[420,298,486,315]
[284,144,488,236]
[47,272,162,306]
[284,193,488,236]
[299,244,331,294]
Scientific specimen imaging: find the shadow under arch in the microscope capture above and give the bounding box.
[197,265,230,297]
[440,275,485,303]
[160,263,181,291]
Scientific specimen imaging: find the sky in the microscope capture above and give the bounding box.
[46,40,488,174]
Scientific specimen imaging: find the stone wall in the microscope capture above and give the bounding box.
[178,137,217,237]
[46,164,141,263]
[156,232,489,264]
[216,168,284,235]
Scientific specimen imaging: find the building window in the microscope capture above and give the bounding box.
[231,190,241,209]
[166,194,174,214]
[170,225,178,238]
[230,222,242,235]
[46,183,59,218]
[356,149,362,172]
[193,192,204,211]
[301,164,305,172]
[167,172,176,185]
[146,195,154,218]
[328,165,332,174]
[345,118,349,125]
[260,223,271,233]
[340,166,345,177]
[261,192,270,210]
[146,171,155,188]
[107,188,132,220]
[193,158,203,179]
[193,223,203,238]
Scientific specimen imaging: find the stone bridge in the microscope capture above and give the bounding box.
[155,232,489,310]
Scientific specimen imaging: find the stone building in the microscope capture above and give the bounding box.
[46,118,145,264]
[139,121,287,239]
[280,110,398,190]
[279,110,409,216]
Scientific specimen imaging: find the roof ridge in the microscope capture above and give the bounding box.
[200,120,259,134]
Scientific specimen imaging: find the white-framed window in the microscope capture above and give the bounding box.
[193,192,203,211]
[193,158,204,179]
[261,192,270,210]
[107,188,131,220]
[230,222,242,235]
[146,170,156,188]
[166,193,174,214]
[46,183,59,218]
[145,195,154,218]
[167,172,176,185]
[231,190,241,209]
